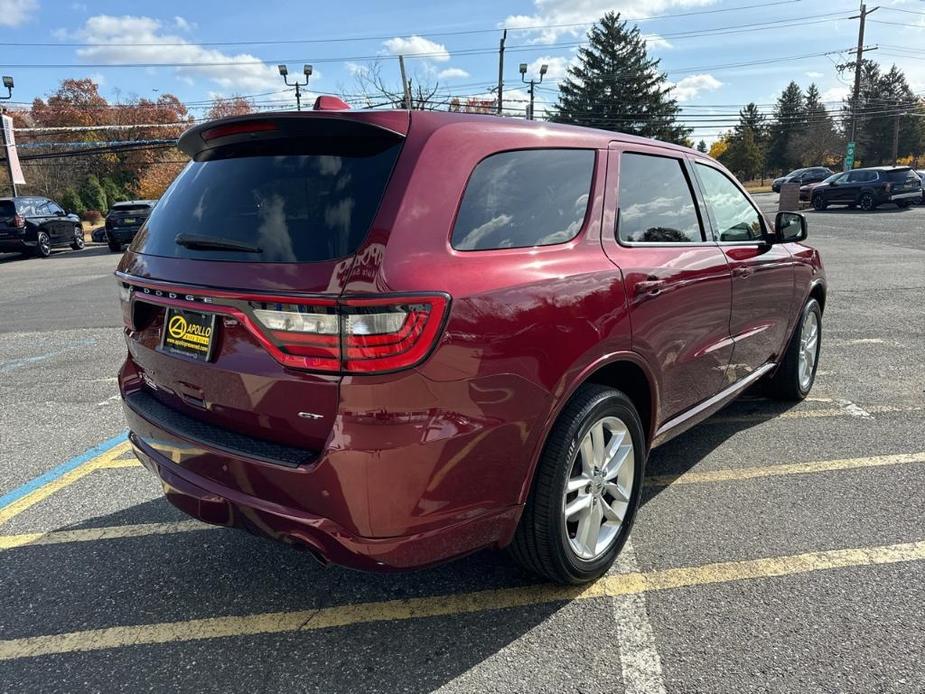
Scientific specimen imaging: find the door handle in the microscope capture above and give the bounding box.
[732,266,753,278]
[635,279,666,296]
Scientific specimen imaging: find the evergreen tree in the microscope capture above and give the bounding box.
[696,140,708,153]
[550,12,690,143]
[721,103,768,179]
[767,82,804,173]
[789,84,841,167]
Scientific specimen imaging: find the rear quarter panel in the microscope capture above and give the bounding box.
[340,121,636,536]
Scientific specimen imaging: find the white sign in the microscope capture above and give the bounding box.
[1,114,26,186]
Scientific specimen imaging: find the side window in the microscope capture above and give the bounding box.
[617,153,703,243]
[695,164,764,242]
[47,201,64,215]
[18,201,35,216]
[451,149,594,251]
[36,203,51,216]
[847,171,863,183]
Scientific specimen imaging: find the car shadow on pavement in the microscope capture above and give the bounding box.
[1,396,800,691]
[641,394,800,506]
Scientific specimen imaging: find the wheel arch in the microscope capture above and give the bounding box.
[516,352,659,506]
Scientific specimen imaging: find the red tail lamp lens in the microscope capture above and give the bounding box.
[250,295,448,373]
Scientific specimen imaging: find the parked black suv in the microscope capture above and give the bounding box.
[772,166,833,193]
[0,196,83,257]
[105,200,157,252]
[804,167,923,211]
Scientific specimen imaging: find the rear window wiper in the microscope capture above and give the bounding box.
[175,233,262,253]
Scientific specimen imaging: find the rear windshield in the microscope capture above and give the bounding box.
[131,137,402,263]
[881,168,916,183]
[0,201,15,217]
[112,204,151,213]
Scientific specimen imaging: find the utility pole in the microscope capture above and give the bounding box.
[496,30,507,115]
[520,62,548,121]
[398,55,412,109]
[846,2,878,169]
[277,64,313,111]
[891,110,903,164]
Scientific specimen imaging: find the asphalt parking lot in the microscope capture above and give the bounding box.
[1,200,923,693]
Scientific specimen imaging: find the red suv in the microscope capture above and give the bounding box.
[117,110,825,584]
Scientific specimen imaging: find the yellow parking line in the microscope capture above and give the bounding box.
[0,521,216,550]
[0,442,132,525]
[3,452,923,551]
[0,538,922,661]
[646,452,925,488]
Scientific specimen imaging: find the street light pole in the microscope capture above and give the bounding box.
[519,63,548,121]
[278,64,313,112]
[1,75,13,101]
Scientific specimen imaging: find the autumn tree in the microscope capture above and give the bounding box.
[206,96,256,120]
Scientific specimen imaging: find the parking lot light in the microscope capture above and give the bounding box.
[1,75,13,100]
[277,64,312,112]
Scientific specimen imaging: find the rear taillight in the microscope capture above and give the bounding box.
[118,282,133,328]
[251,295,449,374]
[12,214,25,228]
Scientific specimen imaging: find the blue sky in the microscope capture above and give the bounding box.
[2,0,924,142]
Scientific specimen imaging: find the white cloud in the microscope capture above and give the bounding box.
[525,56,574,82]
[502,0,714,44]
[820,85,850,103]
[345,61,368,77]
[670,73,722,102]
[382,35,450,62]
[69,15,287,93]
[173,16,195,32]
[805,71,823,78]
[438,67,470,80]
[0,0,38,26]
[89,72,105,86]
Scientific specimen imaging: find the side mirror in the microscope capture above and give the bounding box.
[55,209,65,217]
[775,211,807,243]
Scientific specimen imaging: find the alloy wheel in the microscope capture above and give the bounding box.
[798,310,819,391]
[73,228,85,249]
[38,232,51,256]
[562,416,634,561]
[860,193,874,211]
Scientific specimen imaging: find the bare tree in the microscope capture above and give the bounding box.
[353,61,442,110]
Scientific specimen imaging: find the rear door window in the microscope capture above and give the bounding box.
[451,149,594,251]
[132,137,402,263]
[617,152,703,243]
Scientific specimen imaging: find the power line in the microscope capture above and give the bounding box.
[0,0,805,48]
[0,15,856,69]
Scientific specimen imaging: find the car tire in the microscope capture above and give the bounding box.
[812,194,827,211]
[859,192,876,211]
[70,226,85,250]
[108,241,122,253]
[34,231,51,258]
[508,384,645,585]
[767,297,822,401]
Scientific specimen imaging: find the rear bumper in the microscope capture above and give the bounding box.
[108,227,141,243]
[121,381,526,571]
[128,431,519,571]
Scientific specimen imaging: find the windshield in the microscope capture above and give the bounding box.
[131,137,402,263]
[821,173,842,184]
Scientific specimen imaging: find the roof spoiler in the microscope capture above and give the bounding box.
[177,111,410,159]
